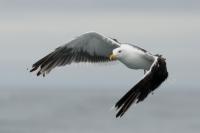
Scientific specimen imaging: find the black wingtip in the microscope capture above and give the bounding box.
[37,71,41,76]
[116,113,121,118]
[116,109,125,118]
[30,66,37,72]
[114,56,168,118]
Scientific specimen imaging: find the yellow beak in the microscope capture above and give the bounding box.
[109,53,117,60]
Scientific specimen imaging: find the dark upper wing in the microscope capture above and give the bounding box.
[115,56,168,118]
[30,32,120,76]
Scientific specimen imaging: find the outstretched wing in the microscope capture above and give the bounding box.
[30,32,120,76]
[115,56,168,118]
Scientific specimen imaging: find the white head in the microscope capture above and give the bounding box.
[109,45,131,61]
[109,44,155,70]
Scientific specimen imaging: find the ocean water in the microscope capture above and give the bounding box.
[0,88,199,133]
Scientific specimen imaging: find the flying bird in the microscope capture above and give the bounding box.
[30,32,168,117]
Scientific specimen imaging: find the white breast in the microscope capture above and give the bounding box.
[118,45,154,70]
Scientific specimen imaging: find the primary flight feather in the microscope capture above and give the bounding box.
[30,32,168,117]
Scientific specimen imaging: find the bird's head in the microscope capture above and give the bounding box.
[109,47,126,60]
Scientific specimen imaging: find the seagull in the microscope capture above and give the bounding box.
[30,32,168,118]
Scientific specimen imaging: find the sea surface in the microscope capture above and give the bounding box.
[0,88,199,133]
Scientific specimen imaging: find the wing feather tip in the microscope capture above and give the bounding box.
[114,56,168,118]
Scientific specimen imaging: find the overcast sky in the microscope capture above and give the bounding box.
[0,0,200,90]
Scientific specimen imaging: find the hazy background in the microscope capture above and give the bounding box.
[0,0,200,89]
[0,0,200,133]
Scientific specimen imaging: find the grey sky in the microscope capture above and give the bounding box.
[1,0,200,13]
[0,0,200,90]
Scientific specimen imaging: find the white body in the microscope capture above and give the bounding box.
[113,44,155,70]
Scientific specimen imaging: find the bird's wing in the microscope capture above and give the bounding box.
[30,32,120,76]
[115,56,168,118]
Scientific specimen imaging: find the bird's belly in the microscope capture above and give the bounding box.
[120,56,152,70]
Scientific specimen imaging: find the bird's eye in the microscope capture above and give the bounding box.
[118,50,122,53]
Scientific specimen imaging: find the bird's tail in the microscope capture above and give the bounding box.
[115,56,168,118]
